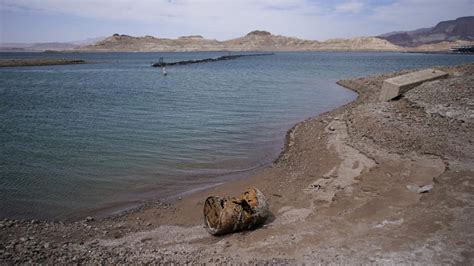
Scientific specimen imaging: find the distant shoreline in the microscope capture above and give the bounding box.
[1,50,470,55]
[0,58,87,67]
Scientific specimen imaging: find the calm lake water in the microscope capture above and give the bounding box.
[0,52,472,220]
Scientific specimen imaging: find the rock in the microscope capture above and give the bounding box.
[203,188,269,235]
[408,184,434,193]
[417,184,433,193]
[85,216,94,222]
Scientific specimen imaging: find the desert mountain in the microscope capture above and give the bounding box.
[86,33,222,52]
[379,16,474,47]
[79,31,401,52]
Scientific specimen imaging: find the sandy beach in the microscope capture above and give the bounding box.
[1,63,473,264]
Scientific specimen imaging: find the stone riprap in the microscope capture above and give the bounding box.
[152,53,273,67]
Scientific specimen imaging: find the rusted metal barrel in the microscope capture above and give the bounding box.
[203,188,269,235]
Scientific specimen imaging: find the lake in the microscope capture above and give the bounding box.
[0,51,472,220]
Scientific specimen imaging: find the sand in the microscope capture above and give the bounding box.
[1,63,473,264]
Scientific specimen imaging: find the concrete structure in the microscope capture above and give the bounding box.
[380,69,448,101]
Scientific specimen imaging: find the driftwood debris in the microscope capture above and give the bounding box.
[203,188,269,235]
[152,53,273,67]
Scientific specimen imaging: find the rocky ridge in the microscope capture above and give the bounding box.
[79,31,403,52]
[379,16,474,47]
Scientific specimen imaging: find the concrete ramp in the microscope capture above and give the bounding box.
[380,69,448,101]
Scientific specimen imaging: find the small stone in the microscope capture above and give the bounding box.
[417,184,433,194]
[85,216,94,222]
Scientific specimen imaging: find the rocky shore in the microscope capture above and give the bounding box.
[0,59,87,67]
[1,63,473,264]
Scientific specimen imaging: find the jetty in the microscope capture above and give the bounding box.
[152,53,273,67]
[450,45,474,54]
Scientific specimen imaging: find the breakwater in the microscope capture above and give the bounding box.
[152,53,273,67]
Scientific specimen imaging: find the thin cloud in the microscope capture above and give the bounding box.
[335,1,364,13]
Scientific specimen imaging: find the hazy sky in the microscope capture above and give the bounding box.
[0,0,472,43]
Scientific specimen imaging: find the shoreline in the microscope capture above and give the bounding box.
[2,50,469,54]
[1,63,473,264]
[74,161,271,222]
[69,104,351,222]
[72,92,356,222]
[0,58,87,67]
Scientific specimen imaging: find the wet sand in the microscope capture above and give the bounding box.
[1,63,473,264]
[0,59,86,67]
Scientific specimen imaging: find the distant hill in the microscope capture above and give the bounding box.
[0,37,106,52]
[84,33,222,52]
[79,31,401,52]
[0,42,78,52]
[379,16,474,47]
